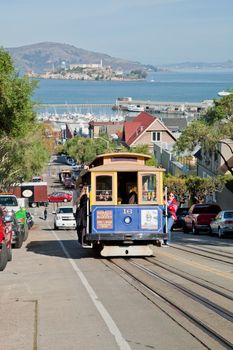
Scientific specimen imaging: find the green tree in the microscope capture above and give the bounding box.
[163,174,229,206]
[63,136,117,164]
[185,175,227,204]
[0,48,38,138]
[164,175,188,205]
[0,48,50,189]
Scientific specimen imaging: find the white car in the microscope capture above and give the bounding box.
[54,206,76,230]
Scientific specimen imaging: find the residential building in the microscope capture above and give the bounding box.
[122,112,176,151]
[196,139,233,209]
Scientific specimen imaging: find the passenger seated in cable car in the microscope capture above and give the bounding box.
[127,185,138,204]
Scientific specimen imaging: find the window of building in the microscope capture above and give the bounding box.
[96,175,112,201]
[151,132,161,142]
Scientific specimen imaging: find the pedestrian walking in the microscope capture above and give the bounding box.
[44,207,48,220]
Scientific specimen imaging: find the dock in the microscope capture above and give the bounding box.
[36,99,214,115]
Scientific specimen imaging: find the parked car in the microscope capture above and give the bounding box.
[209,210,233,238]
[0,208,13,271]
[53,206,76,230]
[172,207,189,230]
[183,203,221,234]
[32,176,43,182]
[48,191,73,203]
[66,157,77,166]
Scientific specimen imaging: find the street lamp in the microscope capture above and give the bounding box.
[217,140,233,175]
[218,140,233,154]
[93,136,110,149]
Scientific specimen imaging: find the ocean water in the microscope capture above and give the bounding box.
[33,71,233,115]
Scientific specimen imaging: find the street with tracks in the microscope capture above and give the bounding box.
[0,156,233,350]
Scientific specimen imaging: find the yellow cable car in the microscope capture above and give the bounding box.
[76,152,166,257]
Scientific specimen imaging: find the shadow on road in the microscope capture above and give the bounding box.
[26,239,99,259]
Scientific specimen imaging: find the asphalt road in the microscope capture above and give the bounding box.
[1,159,232,350]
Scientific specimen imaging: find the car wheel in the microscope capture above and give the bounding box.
[7,244,12,262]
[23,225,29,241]
[218,227,223,239]
[64,199,68,202]
[31,202,37,208]
[183,224,189,233]
[14,232,24,248]
[192,223,199,235]
[209,226,214,236]
[0,243,8,271]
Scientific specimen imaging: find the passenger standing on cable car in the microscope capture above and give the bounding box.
[164,192,178,245]
[76,185,88,244]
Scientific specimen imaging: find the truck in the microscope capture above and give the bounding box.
[11,182,48,208]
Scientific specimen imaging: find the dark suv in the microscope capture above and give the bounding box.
[172,207,189,230]
[183,203,222,234]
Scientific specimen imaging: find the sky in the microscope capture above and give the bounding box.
[1,0,233,65]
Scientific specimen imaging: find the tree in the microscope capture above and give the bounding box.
[185,175,227,204]
[164,175,188,205]
[0,48,50,189]
[62,136,117,164]
[0,48,38,138]
[163,174,229,206]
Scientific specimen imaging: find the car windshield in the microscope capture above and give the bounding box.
[0,196,18,206]
[58,208,73,213]
[177,208,189,215]
[192,205,220,214]
[224,212,233,219]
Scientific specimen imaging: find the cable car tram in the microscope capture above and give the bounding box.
[76,152,166,257]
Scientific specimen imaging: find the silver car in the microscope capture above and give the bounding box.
[210,210,233,238]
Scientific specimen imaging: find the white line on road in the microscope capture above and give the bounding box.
[52,229,131,350]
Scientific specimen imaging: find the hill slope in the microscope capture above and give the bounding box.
[6,42,156,74]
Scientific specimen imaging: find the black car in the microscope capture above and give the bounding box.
[172,207,189,230]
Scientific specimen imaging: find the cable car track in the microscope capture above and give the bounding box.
[103,258,233,350]
[168,244,233,265]
[145,257,233,299]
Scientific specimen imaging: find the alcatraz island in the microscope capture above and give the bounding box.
[26,60,147,81]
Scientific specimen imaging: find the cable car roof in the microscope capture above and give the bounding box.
[89,163,165,172]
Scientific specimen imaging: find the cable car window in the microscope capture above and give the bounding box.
[96,175,112,201]
[142,175,157,202]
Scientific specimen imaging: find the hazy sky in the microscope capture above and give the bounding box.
[1,0,233,65]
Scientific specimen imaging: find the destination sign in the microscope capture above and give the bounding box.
[96,210,113,229]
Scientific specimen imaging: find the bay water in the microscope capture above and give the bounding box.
[33,71,233,116]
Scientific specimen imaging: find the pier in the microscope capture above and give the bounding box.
[36,99,213,115]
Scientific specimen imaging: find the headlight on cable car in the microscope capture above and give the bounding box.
[124,216,132,224]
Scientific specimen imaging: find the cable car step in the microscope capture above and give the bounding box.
[100,245,154,257]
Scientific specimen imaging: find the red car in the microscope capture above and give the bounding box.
[183,203,221,234]
[48,191,73,203]
[0,208,13,271]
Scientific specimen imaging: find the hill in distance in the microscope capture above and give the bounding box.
[6,42,157,74]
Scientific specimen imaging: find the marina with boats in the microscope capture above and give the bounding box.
[37,97,214,121]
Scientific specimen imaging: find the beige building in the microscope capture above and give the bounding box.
[122,112,176,152]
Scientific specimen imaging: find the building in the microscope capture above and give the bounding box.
[122,112,177,152]
[196,139,233,209]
